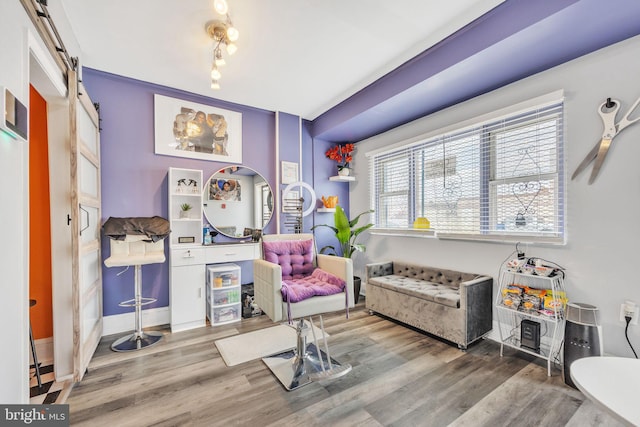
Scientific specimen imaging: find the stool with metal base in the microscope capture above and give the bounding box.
[29,299,42,388]
[104,235,166,352]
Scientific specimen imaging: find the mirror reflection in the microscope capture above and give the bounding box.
[202,166,273,238]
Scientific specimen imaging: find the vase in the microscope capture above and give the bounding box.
[338,167,350,176]
[321,195,338,208]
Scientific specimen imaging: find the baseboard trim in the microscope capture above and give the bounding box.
[102,307,170,337]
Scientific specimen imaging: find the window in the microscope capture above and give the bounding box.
[369,96,564,243]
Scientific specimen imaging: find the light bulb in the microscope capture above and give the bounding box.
[213,0,228,15]
[226,26,239,42]
[226,43,237,55]
[214,48,226,66]
[211,66,222,80]
[211,79,220,90]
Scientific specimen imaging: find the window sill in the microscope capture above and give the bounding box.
[370,228,436,238]
[370,228,564,245]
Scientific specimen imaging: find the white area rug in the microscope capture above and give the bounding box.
[215,323,329,367]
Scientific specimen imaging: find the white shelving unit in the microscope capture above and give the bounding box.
[168,167,203,247]
[495,263,567,376]
[168,167,205,333]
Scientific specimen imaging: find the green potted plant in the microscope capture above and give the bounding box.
[311,205,374,302]
[179,203,192,219]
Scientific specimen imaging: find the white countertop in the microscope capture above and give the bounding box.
[570,356,640,426]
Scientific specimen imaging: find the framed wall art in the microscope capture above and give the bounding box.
[281,161,298,184]
[154,94,242,163]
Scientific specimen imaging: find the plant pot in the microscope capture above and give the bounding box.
[179,210,190,219]
[353,276,361,304]
[338,167,350,176]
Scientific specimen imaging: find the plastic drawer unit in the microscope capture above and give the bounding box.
[206,263,241,325]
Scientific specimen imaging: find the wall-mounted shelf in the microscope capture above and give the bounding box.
[317,207,336,213]
[329,175,355,182]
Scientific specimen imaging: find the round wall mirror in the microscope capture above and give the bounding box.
[202,166,273,238]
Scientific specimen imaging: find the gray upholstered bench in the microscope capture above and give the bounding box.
[365,261,493,349]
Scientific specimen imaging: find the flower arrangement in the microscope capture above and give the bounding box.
[325,143,355,171]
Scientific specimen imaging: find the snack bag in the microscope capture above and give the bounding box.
[543,290,567,315]
[521,293,541,313]
[502,292,522,309]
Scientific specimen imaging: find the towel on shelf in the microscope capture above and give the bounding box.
[102,216,171,242]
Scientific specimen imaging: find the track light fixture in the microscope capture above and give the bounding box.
[206,0,239,90]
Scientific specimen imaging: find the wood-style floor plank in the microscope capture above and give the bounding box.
[65,302,624,426]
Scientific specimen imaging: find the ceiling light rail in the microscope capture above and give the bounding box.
[206,0,239,90]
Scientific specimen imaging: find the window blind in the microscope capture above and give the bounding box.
[369,99,564,243]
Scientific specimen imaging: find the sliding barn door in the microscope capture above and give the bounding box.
[69,70,103,382]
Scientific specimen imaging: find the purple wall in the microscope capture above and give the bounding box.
[82,68,350,317]
[276,112,302,233]
[309,137,351,256]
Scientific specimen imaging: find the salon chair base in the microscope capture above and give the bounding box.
[262,319,351,391]
[263,343,351,391]
[111,330,163,352]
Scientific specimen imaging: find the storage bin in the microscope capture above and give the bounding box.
[207,263,241,288]
[207,301,241,324]
[207,287,241,306]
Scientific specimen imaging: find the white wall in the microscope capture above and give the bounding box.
[0,0,35,404]
[0,0,76,403]
[350,34,640,357]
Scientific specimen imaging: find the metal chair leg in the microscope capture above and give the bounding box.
[111,265,163,352]
[29,323,42,388]
[29,299,42,388]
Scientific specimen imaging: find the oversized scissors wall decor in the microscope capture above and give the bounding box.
[572,95,640,184]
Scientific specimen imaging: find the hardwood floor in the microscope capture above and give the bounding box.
[66,302,623,426]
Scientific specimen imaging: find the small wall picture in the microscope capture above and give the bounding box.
[209,178,241,201]
[281,161,299,184]
[154,94,242,163]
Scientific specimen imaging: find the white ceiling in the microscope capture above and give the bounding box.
[58,0,504,120]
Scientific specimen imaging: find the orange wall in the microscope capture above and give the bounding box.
[29,85,53,340]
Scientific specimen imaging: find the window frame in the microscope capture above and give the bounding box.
[368,92,566,245]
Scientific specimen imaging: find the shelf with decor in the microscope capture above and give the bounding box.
[495,257,567,376]
[325,142,356,182]
[168,167,203,247]
[329,175,355,182]
[317,207,336,213]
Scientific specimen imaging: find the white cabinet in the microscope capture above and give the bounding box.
[168,167,204,332]
[495,260,567,376]
[168,167,203,247]
[170,247,205,332]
